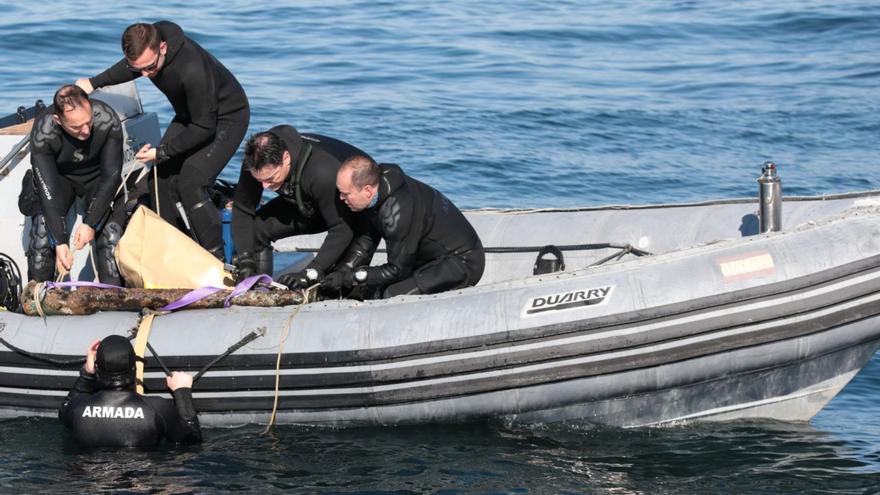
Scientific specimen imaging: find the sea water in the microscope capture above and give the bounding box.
[1,1,879,492]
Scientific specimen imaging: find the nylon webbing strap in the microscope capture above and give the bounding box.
[133,313,156,395]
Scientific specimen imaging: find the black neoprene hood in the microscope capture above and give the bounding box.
[96,335,136,388]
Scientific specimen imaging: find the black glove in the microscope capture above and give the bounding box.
[321,269,355,291]
[277,267,322,290]
[233,252,257,283]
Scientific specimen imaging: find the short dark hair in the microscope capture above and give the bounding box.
[243,132,286,172]
[122,23,161,60]
[52,84,90,117]
[341,155,380,188]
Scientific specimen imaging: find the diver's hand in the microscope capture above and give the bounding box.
[277,268,322,290]
[84,338,100,374]
[167,371,193,391]
[135,144,156,164]
[73,224,95,250]
[74,78,94,95]
[55,244,73,274]
[321,269,355,291]
[233,252,257,283]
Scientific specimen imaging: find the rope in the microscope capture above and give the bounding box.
[290,242,652,257]
[484,243,651,256]
[89,242,100,284]
[0,135,29,176]
[145,341,173,377]
[32,281,47,320]
[0,335,85,366]
[263,283,318,434]
[589,245,634,267]
[153,165,160,217]
[133,313,156,395]
[112,159,141,204]
[193,328,266,381]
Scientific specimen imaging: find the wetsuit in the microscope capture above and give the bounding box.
[341,164,484,298]
[231,125,370,274]
[59,368,201,448]
[88,20,250,257]
[18,100,125,284]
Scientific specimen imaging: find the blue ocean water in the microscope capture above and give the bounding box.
[2,0,880,492]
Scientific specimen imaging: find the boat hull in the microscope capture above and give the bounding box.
[3,85,880,426]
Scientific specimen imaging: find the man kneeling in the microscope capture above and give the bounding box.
[323,156,484,298]
[59,335,201,448]
[19,85,127,284]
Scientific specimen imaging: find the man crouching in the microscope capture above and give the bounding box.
[323,156,484,298]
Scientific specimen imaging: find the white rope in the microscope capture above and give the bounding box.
[111,160,142,209]
[32,282,47,321]
[89,242,100,284]
[153,165,160,217]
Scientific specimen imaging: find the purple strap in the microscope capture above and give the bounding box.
[160,286,225,311]
[223,274,273,308]
[45,281,125,290]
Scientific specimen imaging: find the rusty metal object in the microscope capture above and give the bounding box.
[20,281,304,316]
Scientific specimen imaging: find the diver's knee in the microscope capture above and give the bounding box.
[26,215,55,281]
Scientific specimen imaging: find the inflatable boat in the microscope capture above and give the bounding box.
[1,84,879,427]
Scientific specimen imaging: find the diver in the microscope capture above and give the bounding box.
[231,125,372,289]
[75,20,249,259]
[323,156,485,298]
[59,335,202,448]
[18,85,126,284]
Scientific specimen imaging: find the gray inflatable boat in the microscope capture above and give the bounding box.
[2,193,880,427]
[1,85,879,427]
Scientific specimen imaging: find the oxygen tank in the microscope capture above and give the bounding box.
[757,161,782,233]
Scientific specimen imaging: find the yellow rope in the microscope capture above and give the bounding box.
[133,313,156,395]
[262,284,318,433]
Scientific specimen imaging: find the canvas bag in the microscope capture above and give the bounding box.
[115,206,233,289]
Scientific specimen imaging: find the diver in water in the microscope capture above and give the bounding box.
[231,126,371,289]
[18,85,126,284]
[76,20,249,259]
[59,335,201,448]
[324,156,485,298]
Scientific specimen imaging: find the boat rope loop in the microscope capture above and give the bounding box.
[293,242,652,257]
[193,327,266,382]
[484,243,652,258]
[0,334,85,367]
[263,283,320,434]
[588,244,639,267]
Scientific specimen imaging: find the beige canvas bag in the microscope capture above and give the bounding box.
[115,206,233,289]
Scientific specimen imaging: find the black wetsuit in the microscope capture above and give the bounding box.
[18,99,126,284]
[231,125,370,274]
[88,20,250,256]
[59,369,201,449]
[342,164,484,297]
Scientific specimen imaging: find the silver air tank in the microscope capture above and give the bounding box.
[757,161,782,233]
